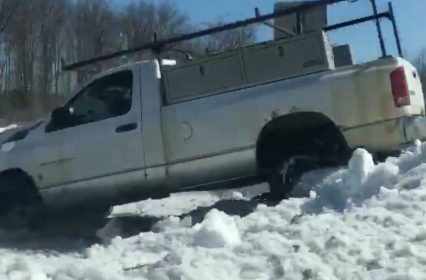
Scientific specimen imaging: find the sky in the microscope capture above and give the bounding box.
[114,0,426,63]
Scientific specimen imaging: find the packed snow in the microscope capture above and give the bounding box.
[3,141,426,279]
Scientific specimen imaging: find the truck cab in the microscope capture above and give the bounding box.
[0,62,168,209]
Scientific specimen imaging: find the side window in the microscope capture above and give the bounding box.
[46,71,133,132]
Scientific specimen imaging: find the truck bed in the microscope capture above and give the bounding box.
[161,56,424,166]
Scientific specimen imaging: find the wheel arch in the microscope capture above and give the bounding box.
[255,111,350,171]
[0,168,40,195]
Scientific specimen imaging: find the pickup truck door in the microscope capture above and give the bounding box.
[39,68,145,188]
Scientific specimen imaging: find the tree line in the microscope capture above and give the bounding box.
[0,0,255,122]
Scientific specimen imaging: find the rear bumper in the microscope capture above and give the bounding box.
[343,116,426,152]
[403,116,426,143]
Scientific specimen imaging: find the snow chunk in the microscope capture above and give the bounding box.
[304,148,399,213]
[193,209,241,248]
[348,148,375,183]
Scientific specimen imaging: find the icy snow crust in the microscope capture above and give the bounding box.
[3,142,426,279]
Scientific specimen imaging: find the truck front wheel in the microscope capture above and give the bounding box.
[0,172,41,228]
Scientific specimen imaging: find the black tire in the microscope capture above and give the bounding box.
[0,173,42,228]
[35,204,112,240]
[38,203,112,225]
[268,156,321,200]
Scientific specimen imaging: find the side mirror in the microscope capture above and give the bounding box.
[51,106,70,124]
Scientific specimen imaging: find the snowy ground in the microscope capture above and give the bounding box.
[3,141,426,279]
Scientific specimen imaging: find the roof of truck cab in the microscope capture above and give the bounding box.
[92,59,177,80]
[95,60,152,78]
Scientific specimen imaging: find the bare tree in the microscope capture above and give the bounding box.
[72,0,118,59]
[7,0,36,94]
[154,2,190,39]
[0,0,70,118]
[37,0,67,95]
[415,48,426,75]
[203,23,256,53]
[119,1,190,62]
[0,0,20,94]
[69,0,119,81]
[0,0,23,35]
[120,1,156,49]
[414,48,426,98]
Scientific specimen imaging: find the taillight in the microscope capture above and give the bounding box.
[390,67,410,107]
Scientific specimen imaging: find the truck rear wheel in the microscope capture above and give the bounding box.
[256,113,351,201]
[268,156,321,199]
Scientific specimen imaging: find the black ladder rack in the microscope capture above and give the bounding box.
[62,0,403,71]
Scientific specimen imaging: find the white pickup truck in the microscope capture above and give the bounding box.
[0,1,425,219]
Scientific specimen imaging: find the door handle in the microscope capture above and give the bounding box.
[115,123,137,133]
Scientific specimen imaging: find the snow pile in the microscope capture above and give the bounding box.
[304,142,426,213]
[303,148,399,213]
[4,142,426,279]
